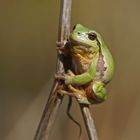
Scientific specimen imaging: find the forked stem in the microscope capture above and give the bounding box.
[34,0,99,140]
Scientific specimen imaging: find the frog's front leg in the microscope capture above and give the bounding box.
[55,70,77,97]
[54,70,75,81]
[65,61,96,85]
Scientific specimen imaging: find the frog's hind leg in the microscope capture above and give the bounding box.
[57,89,76,97]
[68,85,91,104]
[57,84,77,98]
[68,85,86,98]
[92,82,107,102]
[57,84,86,100]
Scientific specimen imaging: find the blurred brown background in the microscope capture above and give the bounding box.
[0,0,140,140]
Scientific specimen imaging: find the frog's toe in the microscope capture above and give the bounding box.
[67,70,75,76]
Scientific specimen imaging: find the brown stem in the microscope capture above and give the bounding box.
[80,104,99,140]
[34,0,99,140]
[33,0,72,140]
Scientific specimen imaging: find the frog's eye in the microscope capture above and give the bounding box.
[73,25,76,30]
[88,32,97,40]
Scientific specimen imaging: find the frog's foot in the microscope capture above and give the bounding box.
[68,85,92,104]
[57,85,85,100]
[56,85,77,97]
[57,89,76,97]
[68,85,86,98]
[57,84,91,104]
[57,84,86,101]
[92,82,107,102]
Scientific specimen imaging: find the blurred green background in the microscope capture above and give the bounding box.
[0,0,140,140]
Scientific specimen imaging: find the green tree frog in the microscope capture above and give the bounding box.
[56,24,115,104]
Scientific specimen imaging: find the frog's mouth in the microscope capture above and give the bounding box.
[69,37,92,49]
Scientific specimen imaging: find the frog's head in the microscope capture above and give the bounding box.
[70,24,101,49]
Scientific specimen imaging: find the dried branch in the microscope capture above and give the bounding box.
[80,104,99,140]
[34,0,99,140]
[33,0,72,140]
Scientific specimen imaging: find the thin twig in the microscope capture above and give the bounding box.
[80,104,99,140]
[34,0,99,140]
[34,0,72,140]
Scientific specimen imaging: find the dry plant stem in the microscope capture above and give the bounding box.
[80,104,99,140]
[34,0,99,139]
[34,0,72,140]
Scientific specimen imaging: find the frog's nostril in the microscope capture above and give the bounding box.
[77,32,81,35]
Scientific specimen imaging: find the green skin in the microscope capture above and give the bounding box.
[59,24,114,104]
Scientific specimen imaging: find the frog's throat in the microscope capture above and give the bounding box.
[72,47,99,63]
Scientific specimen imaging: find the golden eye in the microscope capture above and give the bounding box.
[88,32,97,40]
